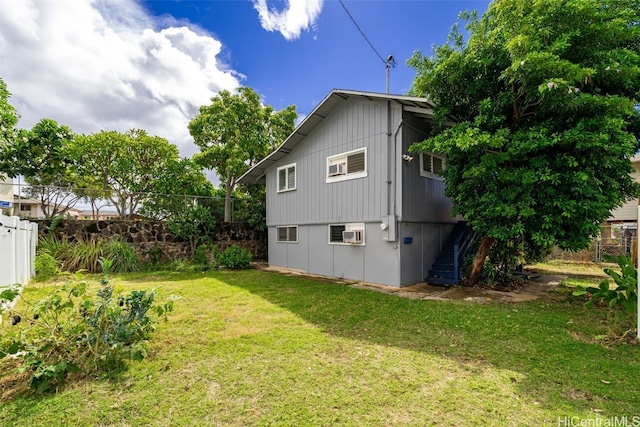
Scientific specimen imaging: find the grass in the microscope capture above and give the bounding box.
[1,266,639,426]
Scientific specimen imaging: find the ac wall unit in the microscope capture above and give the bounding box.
[343,230,363,244]
[329,163,346,176]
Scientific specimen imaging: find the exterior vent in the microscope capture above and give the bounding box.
[343,230,363,244]
[328,163,346,177]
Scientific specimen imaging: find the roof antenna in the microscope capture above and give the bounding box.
[385,55,396,94]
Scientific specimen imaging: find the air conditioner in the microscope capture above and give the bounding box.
[343,230,363,244]
[328,163,346,176]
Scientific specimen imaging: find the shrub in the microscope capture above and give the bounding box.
[573,255,638,315]
[0,259,176,394]
[34,253,59,282]
[216,245,253,270]
[105,239,139,273]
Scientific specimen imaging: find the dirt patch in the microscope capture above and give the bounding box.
[262,265,565,303]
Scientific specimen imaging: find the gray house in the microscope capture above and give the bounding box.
[239,89,468,287]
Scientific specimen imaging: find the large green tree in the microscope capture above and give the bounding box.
[1,117,80,218]
[189,87,297,222]
[408,0,640,285]
[139,157,214,220]
[0,77,19,151]
[73,129,181,219]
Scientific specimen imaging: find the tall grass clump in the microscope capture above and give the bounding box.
[105,239,139,273]
[36,236,140,274]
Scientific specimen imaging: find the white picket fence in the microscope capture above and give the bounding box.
[0,214,38,287]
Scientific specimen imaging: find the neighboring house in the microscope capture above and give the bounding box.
[239,89,467,287]
[13,195,80,220]
[604,154,640,241]
[0,175,12,214]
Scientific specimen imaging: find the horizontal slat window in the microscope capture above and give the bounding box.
[420,152,446,179]
[347,151,365,174]
[277,163,296,192]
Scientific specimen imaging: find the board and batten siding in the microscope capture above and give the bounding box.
[266,97,402,226]
[397,112,455,223]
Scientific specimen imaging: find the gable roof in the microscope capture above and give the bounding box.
[238,89,437,185]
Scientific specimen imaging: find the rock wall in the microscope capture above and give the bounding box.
[35,220,267,262]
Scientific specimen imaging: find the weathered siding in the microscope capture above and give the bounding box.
[398,112,455,223]
[266,97,402,226]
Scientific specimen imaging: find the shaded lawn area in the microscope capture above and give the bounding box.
[1,269,638,426]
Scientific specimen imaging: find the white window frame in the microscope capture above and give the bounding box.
[277,163,297,193]
[328,223,365,246]
[326,148,367,183]
[420,152,446,180]
[276,226,298,243]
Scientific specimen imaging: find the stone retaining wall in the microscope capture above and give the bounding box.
[35,220,267,262]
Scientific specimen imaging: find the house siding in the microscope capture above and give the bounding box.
[261,91,456,287]
[609,161,640,222]
[266,97,401,226]
[398,112,455,223]
[269,223,401,285]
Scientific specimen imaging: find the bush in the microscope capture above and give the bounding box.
[0,259,176,394]
[105,239,139,273]
[193,244,212,268]
[36,237,140,274]
[573,255,638,315]
[34,253,58,282]
[216,245,253,270]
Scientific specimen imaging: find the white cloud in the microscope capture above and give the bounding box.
[0,0,241,164]
[253,0,323,40]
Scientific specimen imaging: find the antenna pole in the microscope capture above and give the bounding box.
[385,55,396,94]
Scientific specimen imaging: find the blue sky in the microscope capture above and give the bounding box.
[0,0,490,178]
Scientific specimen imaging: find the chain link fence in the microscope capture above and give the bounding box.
[0,181,260,225]
[548,222,637,263]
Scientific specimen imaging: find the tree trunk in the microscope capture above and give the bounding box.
[466,235,495,286]
[224,170,233,223]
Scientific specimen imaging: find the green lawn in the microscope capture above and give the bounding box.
[1,268,638,426]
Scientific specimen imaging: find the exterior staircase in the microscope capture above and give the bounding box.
[425,222,476,286]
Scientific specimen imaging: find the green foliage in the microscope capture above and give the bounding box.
[193,244,213,269]
[216,245,253,270]
[36,236,139,273]
[0,77,20,166]
[233,185,267,231]
[146,243,164,266]
[573,255,638,315]
[189,86,297,222]
[167,204,216,255]
[71,129,181,219]
[138,157,214,220]
[104,239,139,273]
[408,0,640,281]
[0,263,175,393]
[34,253,59,282]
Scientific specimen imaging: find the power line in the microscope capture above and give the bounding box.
[337,0,386,65]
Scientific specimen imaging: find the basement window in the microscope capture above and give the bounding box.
[276,226,298,243]
[328,223,365,245]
